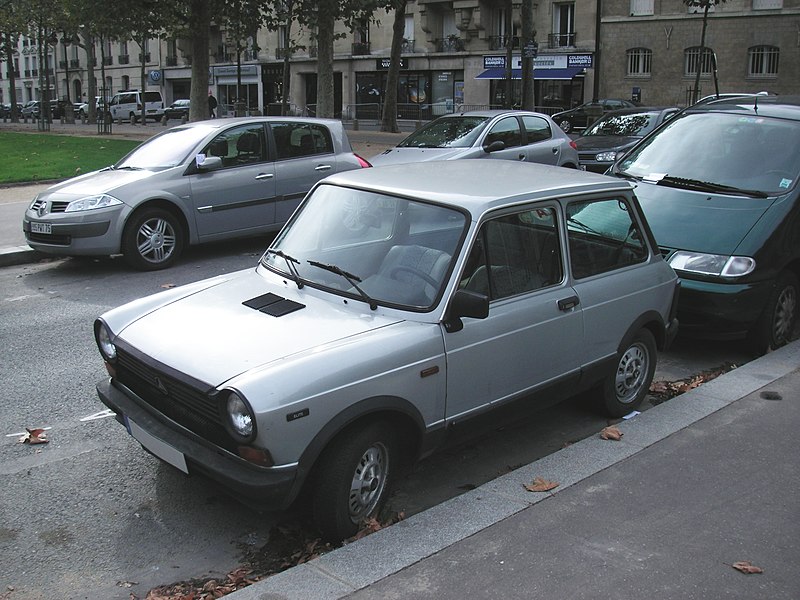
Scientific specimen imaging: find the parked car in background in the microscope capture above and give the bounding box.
[1,102,23,119]
[94,159,679,542]
[21,100,40,118]
[163,99,190,122]
[552,99,640,133]
[370,110,579,168]
[108,89,165,123]
[610,94,800,354]
[575,106,680,173]
[75,96,106,119]
[23,116,371,270]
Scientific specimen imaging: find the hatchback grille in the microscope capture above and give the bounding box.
[50,201,70,213]
[114,349,237,452]
[26,232,71,245]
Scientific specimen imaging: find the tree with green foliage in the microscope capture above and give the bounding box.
[220,0,266,115]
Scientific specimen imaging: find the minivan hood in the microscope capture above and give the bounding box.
[575,135,639,152]
[370,147,473,166]
[39,168,157,201]
[114,269,404,387]
[634,182,775,255]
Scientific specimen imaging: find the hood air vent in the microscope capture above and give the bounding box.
[243,292,305,317]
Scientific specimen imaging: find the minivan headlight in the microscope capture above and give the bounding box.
[226,391,255,440]
[669,251,755,278]
[65,194,123,212]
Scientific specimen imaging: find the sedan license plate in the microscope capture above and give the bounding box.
[31,222,52,235]
[124,415,188,473]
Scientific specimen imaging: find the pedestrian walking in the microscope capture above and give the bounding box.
[208,91,218,119]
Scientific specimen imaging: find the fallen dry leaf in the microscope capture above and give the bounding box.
[19,428,49,445]
[524,476,559,493]
[600,426,623,441]
[732,560,764,574]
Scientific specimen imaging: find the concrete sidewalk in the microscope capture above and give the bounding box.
[226,340,800,600]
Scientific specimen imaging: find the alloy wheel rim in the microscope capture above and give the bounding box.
[773,285,797,344]
[137,217,176,264]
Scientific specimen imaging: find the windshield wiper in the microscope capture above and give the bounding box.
[653,176,768,198]
[265,249,304,288]
[307,260,377,311]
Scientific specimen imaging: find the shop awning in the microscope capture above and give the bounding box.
[475,67,585,80]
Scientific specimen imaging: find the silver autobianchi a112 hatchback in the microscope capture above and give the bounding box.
[94,160,679,542]
[23,116,370,270]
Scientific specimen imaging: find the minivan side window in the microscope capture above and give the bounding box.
[566,197,647,279]
[461,207,562,299]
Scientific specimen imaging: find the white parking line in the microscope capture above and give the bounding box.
[79,409,116,422]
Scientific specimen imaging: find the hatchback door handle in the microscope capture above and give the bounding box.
[518,153,526,161]
[315,164,333,171]
[558,296,580,311]
[552,146,559,154]
[255,173,274,180]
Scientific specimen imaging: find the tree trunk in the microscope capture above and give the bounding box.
[188,0,211,122]
[86,34,98,124]
[504,0,513,109]
[281,17,292,116]
[692,4,710,105]
[381,0,406,132]
[316,2,336,118]
[139,34,147,124]
[5,34,19,122]
[520,0,535,110]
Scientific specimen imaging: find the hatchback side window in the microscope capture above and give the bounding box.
[521,115,552,144]
[461,207,562,299]
[566,198,648,279]
[271,122,333,159]
[202,124,266,168]
[485,117,522,149]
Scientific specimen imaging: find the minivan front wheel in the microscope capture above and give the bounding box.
[748,271,798,355]
[312,421,397,542]
[122,207,184,271]
[601,328,656,417]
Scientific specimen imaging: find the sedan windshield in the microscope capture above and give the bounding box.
[116,125,218,169]
[263,184,467,310]
[398,116,489,148]
[618,113,800,196]
[583,112,658,138]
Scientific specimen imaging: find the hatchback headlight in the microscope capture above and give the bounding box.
[94,319,117,362]
[595,151,618,162]
[226,391,255,440]
[65,194,123,212]
[669,251,755,278]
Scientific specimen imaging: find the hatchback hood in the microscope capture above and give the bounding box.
[113,269,404,387]
[575,136,639,152]
[370,147,472,166]
[39,168,157,200]
[635,182,775,255]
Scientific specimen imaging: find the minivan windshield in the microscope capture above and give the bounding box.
[618,112,800,196]
[263,184,467,310]
[115,125,217,169]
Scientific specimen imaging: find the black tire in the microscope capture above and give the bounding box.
[601,328,656,417]
[559,119,572,133]
[121,207,184,271]
[747,271,799,355]
[129,112,137,124]
[312,420,397,543]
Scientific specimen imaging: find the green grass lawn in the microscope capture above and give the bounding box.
[0,132,140,184]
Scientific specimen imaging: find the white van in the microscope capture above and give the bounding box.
[108,90,164,123]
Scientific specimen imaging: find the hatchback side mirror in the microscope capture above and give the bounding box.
[483,140,505,153]
[196,155,223,172]
[444,289,489,332]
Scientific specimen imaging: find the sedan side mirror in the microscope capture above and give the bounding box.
[483,140,505,153]
[444,289,489,333]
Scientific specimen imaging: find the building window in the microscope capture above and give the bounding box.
[627,48,652,77]
[748,45,779,77]
[753,0,782,8]
[551,3,576,47]
[630,0,654,15]
[353,18,370,55]
[684,46,714,77]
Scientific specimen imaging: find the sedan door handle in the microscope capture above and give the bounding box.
[558,295,580,311]
[314,164,333,171]
[255,173,274,180]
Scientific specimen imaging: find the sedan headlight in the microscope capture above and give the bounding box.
[94,319,117,362]
[65,194,123,212]
[669,251,755,278]
[595,151,618,162]
[225,391,255,440]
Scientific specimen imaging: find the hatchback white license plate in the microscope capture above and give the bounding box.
[31,222,52,234]
[124,415,188,473]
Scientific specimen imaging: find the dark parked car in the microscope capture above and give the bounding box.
[575,107,680,173]
[610,94,800,354]
[552,99,639,133]
[163,99,190,122]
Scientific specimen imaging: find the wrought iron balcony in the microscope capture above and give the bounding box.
[276,47,290,59]
[118,54,129,64]
[103,56,113,65]
[352,42,371,55]
[69,59,80,68]
[402,38,415,53]
[489,35,519,51]
[138,53,151,62]
[548,32,576,48]
[166,56,178,66]
[436,36,465,52]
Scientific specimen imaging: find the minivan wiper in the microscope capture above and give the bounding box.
[652,175,768,198]
[265,249,304,288]
[307,260,377,311]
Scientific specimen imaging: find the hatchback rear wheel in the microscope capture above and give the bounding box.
[601,328,656,417]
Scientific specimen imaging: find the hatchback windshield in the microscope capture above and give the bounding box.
[398,116,489,148]
[263,184,467,310]
[618,113,800,195]
[583,111,660,138]
[116,125,218,169]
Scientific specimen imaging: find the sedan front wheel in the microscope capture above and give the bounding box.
[122,207,184,271]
